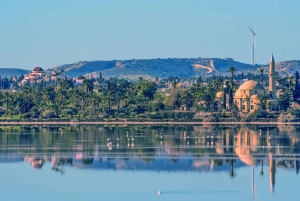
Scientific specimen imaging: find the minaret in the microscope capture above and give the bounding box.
[268,55,276,99]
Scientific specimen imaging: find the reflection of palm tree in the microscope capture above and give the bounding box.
[52,166,65,174]
[214,159,223,166]
[229,159,236,178]
[260,160,264,176]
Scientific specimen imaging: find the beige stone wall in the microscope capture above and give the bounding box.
[234,89,266,112]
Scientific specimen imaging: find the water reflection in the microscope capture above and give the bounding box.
[1,125,300,195]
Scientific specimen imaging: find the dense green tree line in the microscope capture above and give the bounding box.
[0,68,299,120]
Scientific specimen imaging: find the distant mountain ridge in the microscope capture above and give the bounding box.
[2,58,300,79]
[0,68,29,78]
[52,57,259,79]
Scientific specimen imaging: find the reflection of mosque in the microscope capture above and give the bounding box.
[1,125,300,192]
[24,156,45,169]
[215,126,300,193]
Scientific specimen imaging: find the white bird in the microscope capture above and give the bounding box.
[107,142,112,150]
[158,190,162,195]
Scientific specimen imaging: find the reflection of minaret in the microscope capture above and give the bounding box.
[269,55,276,99]
[296,159,300,174]
[269,154,276,192]
[252,165,255,199]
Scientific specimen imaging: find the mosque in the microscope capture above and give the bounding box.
[216,55,279,112]
[21,66,47,85]
[20,66,58,85]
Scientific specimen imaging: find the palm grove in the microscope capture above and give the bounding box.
[0,67,300,121]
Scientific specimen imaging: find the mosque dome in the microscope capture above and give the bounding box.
[216,91,224,98]
[32,67,44,72]
[215,142,224,154]
[234,130,259,165]
[239,154,256,166]
[234,146,257,165]
[238,80,264,91]
[251,94,259,99]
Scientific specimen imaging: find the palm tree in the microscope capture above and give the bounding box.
[172,81,177,93]
[256,94,268,110]
[244,95,251,112]
[213,77,223,90]
[82,79,94,93]
[102,88,114,115]
[42,86,56,105]
[266,101,273,111]
[89,93,101,117]
[228,67,237,108]
[259,68,264,84]
[3,92,11,116]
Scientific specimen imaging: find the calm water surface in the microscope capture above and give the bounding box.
[0,124,299,201]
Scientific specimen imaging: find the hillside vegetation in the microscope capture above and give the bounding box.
[2,58,300,79]
[52,58,258,79]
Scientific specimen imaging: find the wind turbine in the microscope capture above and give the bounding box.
[249,27,259,66]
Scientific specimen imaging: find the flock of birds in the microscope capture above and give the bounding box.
[106,130,203,150]
[105,128,291,152]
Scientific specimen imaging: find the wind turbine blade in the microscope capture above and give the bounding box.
[254,28,259,34]
[254,36,256,47]
[248,27,254,34]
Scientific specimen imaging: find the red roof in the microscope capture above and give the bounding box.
[33,67,44,72]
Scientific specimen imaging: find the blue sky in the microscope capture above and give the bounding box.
[0,0,299,70]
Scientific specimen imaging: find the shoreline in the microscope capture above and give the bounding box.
[0,121,298,125]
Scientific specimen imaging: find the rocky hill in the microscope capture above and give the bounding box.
[2,58,300,79]
[51,57,259,79]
